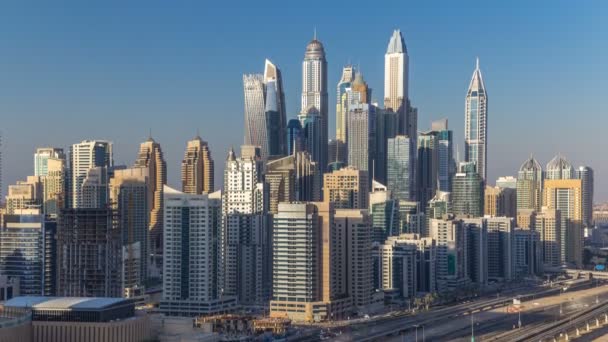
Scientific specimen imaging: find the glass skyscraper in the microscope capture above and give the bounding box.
[452,162,484,218]
[432,119,454,193]
[243,59,287,160]
[464,58,488,181]
[387,135,414,202]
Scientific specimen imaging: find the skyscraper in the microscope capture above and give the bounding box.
[417,131,438,211]
[323,167,369,209]
[299,106,324,167]
[486,217,514,281]
[387,135,415,202]
[270,202,351,322]
[575,166,594,228]
[351,72,371,104]
[452,162,484,218]
[109,167,149,295]
[543,179,583,267]
[484,185,516,218]
[5,176,43,214]
[334,209,374,312]
[432,119,455,192]
[384,29,409,136]
[243,60,287,160]
[264,151,322,214]
[57,208,122,297]
[464,58,488,181]
[69,140,113,208]
[263,59,287,158]
[370,182,399,243]
[160,186,237,316]
[301,33,328,171]
[429,217,469,293]
[0,209,45,295]
[286,118,303,155]
[34,147,65,177]
[222,146,271,305]
[133,136,167,266]
[181,136,214,195]
[536,207,561,268]
[374,109,399,185]
[545,154,574,180]
[336,65,355,143]
[517,156,544,211]
[347,103,376,175]
[81,166,109,208]
[42,156,66,218]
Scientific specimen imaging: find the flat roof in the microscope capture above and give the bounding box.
[4,296,129,311]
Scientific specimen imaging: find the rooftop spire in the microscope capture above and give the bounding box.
[386,29,407,54]
[467,57,486,93]
[313,27,317,40]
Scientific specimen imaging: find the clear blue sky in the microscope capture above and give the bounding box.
[0,1,606,200]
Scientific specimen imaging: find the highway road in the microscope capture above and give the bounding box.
[379,281,608,342]
[326,279,598,341]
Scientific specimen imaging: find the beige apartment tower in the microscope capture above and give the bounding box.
[181,136,214,195]
[270,202,351,322]
[543,179,582,267]
[323,167,369,209]
[536,207,561,268]
[484,185,516,218]
[133,137,167,256]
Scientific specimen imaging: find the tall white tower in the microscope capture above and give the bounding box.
[301,31,328,170]
[464,58,488,181]
[384,29,409,135]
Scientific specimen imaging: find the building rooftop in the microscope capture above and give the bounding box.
[4,296,128,311]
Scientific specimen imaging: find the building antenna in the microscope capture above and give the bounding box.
[313,27,317,40]
[372,159,375,182]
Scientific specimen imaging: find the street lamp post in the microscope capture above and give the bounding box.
[518,310,522,328]
[471,312,475,342]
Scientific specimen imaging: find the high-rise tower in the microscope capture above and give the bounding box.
[69,140,113,208]
[34,147,65,177]
[301,32,328,171]
[464,58,488,181]
[336,65,355,143]
[243,60,287,160]
[517,156,544,211]
[181,136,214,195]
[134,137,167,259]
[384,30,410,136]
[546,154,574,180]
[575,166,594,228]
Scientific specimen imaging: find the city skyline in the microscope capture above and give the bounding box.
[0,2,605,200]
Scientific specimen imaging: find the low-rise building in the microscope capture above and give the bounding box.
[1,296,151,342]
